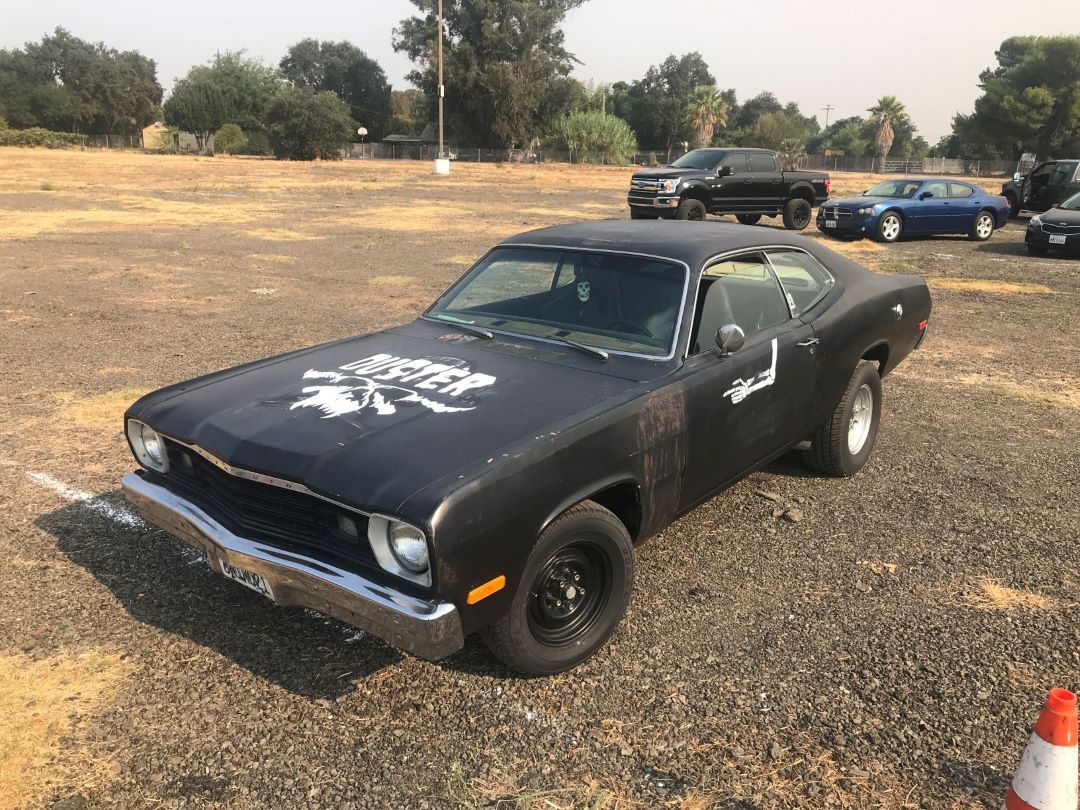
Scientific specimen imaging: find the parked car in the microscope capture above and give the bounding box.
[1025,191,1080,255]
[818,178,1010,243]
[627,148,830,229]
[1002,159,1080,218]
[122,221,931,675]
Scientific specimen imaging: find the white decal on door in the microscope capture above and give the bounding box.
[289,353,496,418]
[723,338,778,405]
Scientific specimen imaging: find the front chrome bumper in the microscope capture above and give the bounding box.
[627,195,680,208]
[121,472,464,661]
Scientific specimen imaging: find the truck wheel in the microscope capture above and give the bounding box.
[801,361,882,477]
[630,209,657,220]
[969,210,995,241]
[480,501,633,676]
[1006,192,1020,219]
[875,212,904,243]
[675,197,707,221]
[736,214,762,225]
[782,198,812,230]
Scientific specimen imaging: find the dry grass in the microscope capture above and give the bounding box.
[56,388,148,430]
[242,227,319,241]
[0,650,130,809]
[962,578,1062,611]
[368,274,417,287]
[956,373,1080,411]
[929,278,1053,295]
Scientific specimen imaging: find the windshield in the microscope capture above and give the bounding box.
[670,149,725,170]
[426,247,687,357]
[1061,192,1080,211]
[864,179,923,198]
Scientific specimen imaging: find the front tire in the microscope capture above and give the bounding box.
[969,210,995,241]
[736,213,762,225]
[782,198,813,230]
[675,197,707,221]
[875,211,904,243]
[480,501,633,676]
[801,361,883,477]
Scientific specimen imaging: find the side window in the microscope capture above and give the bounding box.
[1050,162,1077,185]
[720,152,747,175]
[766,250,835,314]
[923,181,948,199]
[948,183,975,198]
[691,254,789,353]
[749,152,777,172]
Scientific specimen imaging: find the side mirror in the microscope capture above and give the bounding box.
[919,191,934,200]
[1013,172,1023,182]
[716,165,733,177]
[715,323,745,356]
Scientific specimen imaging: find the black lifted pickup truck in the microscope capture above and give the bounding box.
[628,147,831,230]
[1002,159,1080,218]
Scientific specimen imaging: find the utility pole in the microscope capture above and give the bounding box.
[434,0,449,174]
[821,104,835,128]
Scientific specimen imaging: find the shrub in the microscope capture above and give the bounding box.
[0,127,88,148]
[239,130,272,156]
[0,116,8,131]
[266,87,353,161]
[214,123,245,154]
[548,111,638,165]
[152,127,180,153]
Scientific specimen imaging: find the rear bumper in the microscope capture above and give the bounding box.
[121,471,464,661]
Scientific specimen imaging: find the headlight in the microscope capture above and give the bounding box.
[389,522,429,572]
[1029,214,1041,226]
[367,515,431,585]
[127,420,169,472]
[858,207,876,216]
[659,179,679,194]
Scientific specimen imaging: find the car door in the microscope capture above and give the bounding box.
[1046,161,1079,208]
[909,180,950,231]
[1023,162,1055,212]
[744,152,782,211]
[708,152,750,212]
[948,182,980,231]
[678,252,818,510]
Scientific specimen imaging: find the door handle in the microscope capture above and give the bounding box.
[743,180,753,184]
[797,338,819,347]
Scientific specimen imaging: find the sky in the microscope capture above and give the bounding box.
[4,0,1079,143]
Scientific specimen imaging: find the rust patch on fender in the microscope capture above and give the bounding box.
[635,384,687,538]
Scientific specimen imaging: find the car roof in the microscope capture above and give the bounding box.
[892,177,975,187]
[498,220,816,269]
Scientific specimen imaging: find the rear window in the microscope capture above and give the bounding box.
[749,153,776,172]
[949,183,975,198]
[766,250,835,314]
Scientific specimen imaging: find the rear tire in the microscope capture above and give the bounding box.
[736,213,762,225]
[969,210,995,241]
[782,198,813,230]
[801,361,883,477]
[480,501,633,676]
[675,197,707,221]
[875,211,904,243]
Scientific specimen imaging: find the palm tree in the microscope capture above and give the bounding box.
[685,85,729,148]
[867,95,907,173]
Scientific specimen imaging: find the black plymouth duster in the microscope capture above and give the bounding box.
[123,221,930,675]
[628,148,831,230]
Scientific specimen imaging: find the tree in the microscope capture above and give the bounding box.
[393,0,585,148]
[280,39,391,139]
[0,28,161,135]
[617,53,715,151]
[745,110,808,153]
[732,92,783,131]
[685,85,728,147]
[868,95,907,171]
[548,110,637,164]
[214,123,245,154]
[164,52,281,153]
[266,86,354,160]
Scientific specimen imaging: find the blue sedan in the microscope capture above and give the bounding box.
[817,178,1011,243]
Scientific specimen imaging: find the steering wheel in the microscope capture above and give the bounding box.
[604,319,655,339]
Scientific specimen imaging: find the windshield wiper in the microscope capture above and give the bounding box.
[551,336,608,361]
[432,314,493,339]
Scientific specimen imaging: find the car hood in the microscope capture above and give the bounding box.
[1037,206,1080,224]
[631,168,706,181]
[131,322,639,513]
[825,196,901,208]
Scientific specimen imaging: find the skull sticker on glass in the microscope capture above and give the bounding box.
[577,280,591,303]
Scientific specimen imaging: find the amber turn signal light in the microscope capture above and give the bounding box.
[467,575,506,604]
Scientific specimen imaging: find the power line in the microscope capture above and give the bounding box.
[821,104,835,128]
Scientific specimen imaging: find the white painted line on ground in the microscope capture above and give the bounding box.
[28,471,145,528]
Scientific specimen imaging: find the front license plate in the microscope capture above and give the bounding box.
[1049,234,1067,245]
[825,220,837,228]
[219,558,274,600]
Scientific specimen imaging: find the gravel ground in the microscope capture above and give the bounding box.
[0,150,1077,809]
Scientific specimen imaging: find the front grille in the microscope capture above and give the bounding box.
[1040,221,1080,234]
[821,206,852,220]
[155,439,377,572]
[630,178,661,191]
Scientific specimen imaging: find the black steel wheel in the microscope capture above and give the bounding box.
[480,501,633,676]
[782,198,813,230]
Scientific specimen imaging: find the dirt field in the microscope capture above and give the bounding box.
[1,148,1077,809]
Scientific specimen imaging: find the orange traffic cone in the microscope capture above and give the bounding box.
[1003,688,1078,810]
